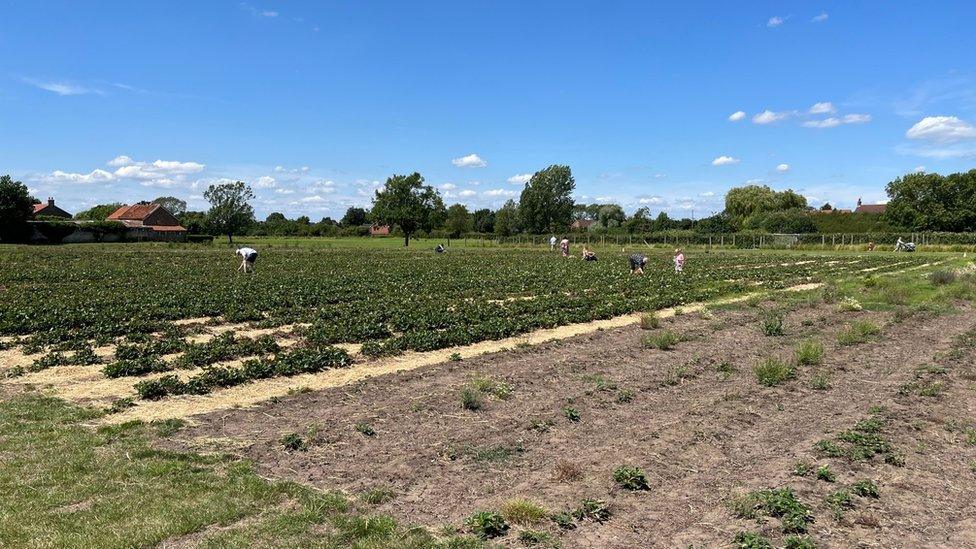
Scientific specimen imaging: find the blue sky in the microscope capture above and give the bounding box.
[3,1,976,219]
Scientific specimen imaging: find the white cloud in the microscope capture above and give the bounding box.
[274,165,311,175]
[45,169,116,184]
[712,155,740,166]
[451,153,487,168]
[638,196,665,205]
[812,12,829,23]
[803,114,870,128]
[483,188,516,198]
[905,116,976,143]
[728,110,746,122]
[910,166,926,173]
[767,16,787,27]
[699,191,715,198]
[440,183,457,190]
[809,102,836,115]
[298,195,327,203]
[506,173,533,185]
[745,178,765,185]
[149,159,205,173]
[21,77,99,96]
[458,189,477,197]
[776,163,790,172]
[253,176,276,188]
[275,188,295,194]
[753,110,788,124]
[108,155,134,167]
[261,10,278,17]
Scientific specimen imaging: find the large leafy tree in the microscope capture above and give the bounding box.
[203,180,255,244]
[151,196,187,216]
[340,207,369,227]
[594,204,626,229]
[493,199,520,236]
[445,203,472,237]
[75,203,124,221]
[725,184,808,221]
[472,208,495,233]
[518,165,575,233]
[0,175,37,242]
[885,170,976,231]
[370,172,445,246]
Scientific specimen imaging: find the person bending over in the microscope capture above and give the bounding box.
[236,247,258,273]
[629,253,647,275]
[582,246,598,261]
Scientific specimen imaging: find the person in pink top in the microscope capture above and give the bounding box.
[673,248,685,273]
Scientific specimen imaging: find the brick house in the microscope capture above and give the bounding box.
[107,203,187,240]
[853,198,887,214]
[369,224,391,236]
[33,198,72,219]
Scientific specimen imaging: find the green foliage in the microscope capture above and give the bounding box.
[725,184,807,220]
[460,388,483,411]
[794,339,824,365]
[850,479,880,498]
[360,487,395,505]
[792,461,813,476]
[563,407,581,422]
[644,330,679,350]
[783,535,817,549]
[370,172,446,246]
[754,357,795,387]
[103,356,169,378]
[75,203,125,221]
[733,488,813,534]
[639,312,659,330]
[930,269,957,285]
[445,203,473,237]
[500,498,548,525]
[519,165,575,233]
[612,465,650,490]
[815,465,836,482]
[572,499,611,522]
[465,511,508,539]
[280,433,308,451]
[518,529,555,546]
[0,175,36,242]
[885,169,976,231]
[824,489,853,519]
[760,310,785,336]
[733,532,773,549]
[837,321,881,346]
[354,422,375,437]
[203,180,255,243]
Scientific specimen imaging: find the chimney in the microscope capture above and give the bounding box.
[48,197,55,206]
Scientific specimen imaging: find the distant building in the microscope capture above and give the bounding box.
[107,202,187,240]
[570,219,594,230]
[369,224,390,236]
[33,198,72,219]
[854,198,887,214]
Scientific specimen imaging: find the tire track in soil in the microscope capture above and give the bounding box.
[160,301,976,548]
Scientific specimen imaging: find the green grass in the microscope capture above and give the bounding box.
[794,339,824,366]
[499,498,548,525]
[754,357,795,387]
[0,393,464,548]
[643,330,680,350]
[837,321,881,346]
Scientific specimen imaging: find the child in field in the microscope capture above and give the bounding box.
[560,237,570,258]
[629,253,647,275]
[673,248,685,273]
[236,247,258,273]
[581,246,597,261]
[549,235,557,251]
[435,243,446,253]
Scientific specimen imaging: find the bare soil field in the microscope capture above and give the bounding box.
[160,299,976,548]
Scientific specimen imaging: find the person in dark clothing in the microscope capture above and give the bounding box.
[581,246,598,261]
[629,253,647,275]
[435,244,446,253]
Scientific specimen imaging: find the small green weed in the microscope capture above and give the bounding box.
[500,498,548,525]
[563,407,581,422]
[760,310,785,336]
[810,371,830,390]
[460,388,483,411]
[754,357,795,387]
[355,422,376,437]
[850,479,879,498]
[612,465,650,491]
[644,330,680,350]
[837,321,881,346]
[573,499,611,522]
[280,432,308,451]
[825,489,853,519]
[794,339,824,366]
[361,486,396,504]
[465,511,508,539]
[815,465,836,482]
[733,532,772,549]
[639,313,659,330]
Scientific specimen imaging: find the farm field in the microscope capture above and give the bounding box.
[2,243,975,548]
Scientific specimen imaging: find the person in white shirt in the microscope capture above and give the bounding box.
[549,235,557,251]
[236,247,258,273]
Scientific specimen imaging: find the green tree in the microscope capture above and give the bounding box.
[493,199,520,236]
[624,207,654,233]
[445,203,472,237]
[370,172,445,246]
[594,204,626,229]
[203,180,255,244]
[0,175,37,242]
[74,203,124,221]
[652,211,674,232]
[518,165,575,233]
[472,208,495,233]
[340,207,369,227]
[724,185,779,218]
[178,211,209,234]
[151,196,187,216]
[885,170,976,231]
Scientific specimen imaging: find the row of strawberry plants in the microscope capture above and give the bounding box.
[134,345,349,399]
[103,332,280,378]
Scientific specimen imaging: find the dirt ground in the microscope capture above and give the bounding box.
[162,300,976,548]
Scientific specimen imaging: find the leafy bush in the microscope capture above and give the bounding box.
[754,357,795,387]
[729,488,813,534]
[465,511,508,539]
[135,375,186,400]
[733,531,772,549]
[794,339,824,365]
[816,465,836,482]
[612,465,650,490]
[850,479,880,498]
[930,269,957,285]
[460,388,483,411]
[639,313,659,330]
[103,356,169,378]
[784,535,817,549]
[573,499,611,522]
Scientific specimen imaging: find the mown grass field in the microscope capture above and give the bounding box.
[1,242,973,548]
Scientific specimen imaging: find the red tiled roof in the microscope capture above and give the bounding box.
[150,225,187,232]
[854,204,886,214]
[33,203,47,213]
[107,203,160,221]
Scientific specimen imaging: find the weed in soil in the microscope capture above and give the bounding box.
[573,499,612,523]
[361,487,396,504]
[794,339,824,366]
[754,357,795,387]
[729,487,813,534]
[733,531,772,549]
[644,330,680,351]
[553,459,584,482]
[815,465,836,482]
[500,498,548,525]
[465,510,508,539]
[850,479,880,498]
[612,465,650,490]
[760,310,785,336]
[825,489,854,519]
[460,388,484,411]
[810,371,830,390]
[784,535,817,549]
[519,529,556,546]
[837,321,881,346]
[563,407,581,422]
[355,422,376,437]
[615,388,636,403]
[792,461,813,476]
[280,432,308,452]
[639,313,660,330]
[551,512,576,530]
